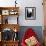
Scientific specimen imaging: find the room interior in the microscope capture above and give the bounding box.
[0,0,46,46]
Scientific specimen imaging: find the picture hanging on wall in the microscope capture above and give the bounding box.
[25,7,36,20]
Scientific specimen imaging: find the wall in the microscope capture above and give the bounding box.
[18,0,44,26]
[0,0,44,26]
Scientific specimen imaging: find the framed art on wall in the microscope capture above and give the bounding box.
[25,7,36,20]
[2,10,9,15]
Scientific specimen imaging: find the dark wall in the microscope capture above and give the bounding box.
[18,26,44,44]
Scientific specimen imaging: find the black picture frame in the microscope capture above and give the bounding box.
[25,7,36,20]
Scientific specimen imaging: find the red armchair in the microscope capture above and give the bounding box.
[21,28,41,46]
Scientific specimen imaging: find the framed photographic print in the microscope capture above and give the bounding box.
[2,10,9,15]
[25,7,36,20]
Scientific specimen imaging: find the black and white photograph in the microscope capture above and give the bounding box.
[25,7,36,20]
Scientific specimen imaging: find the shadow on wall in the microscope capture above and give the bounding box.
[18,26,44,44]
